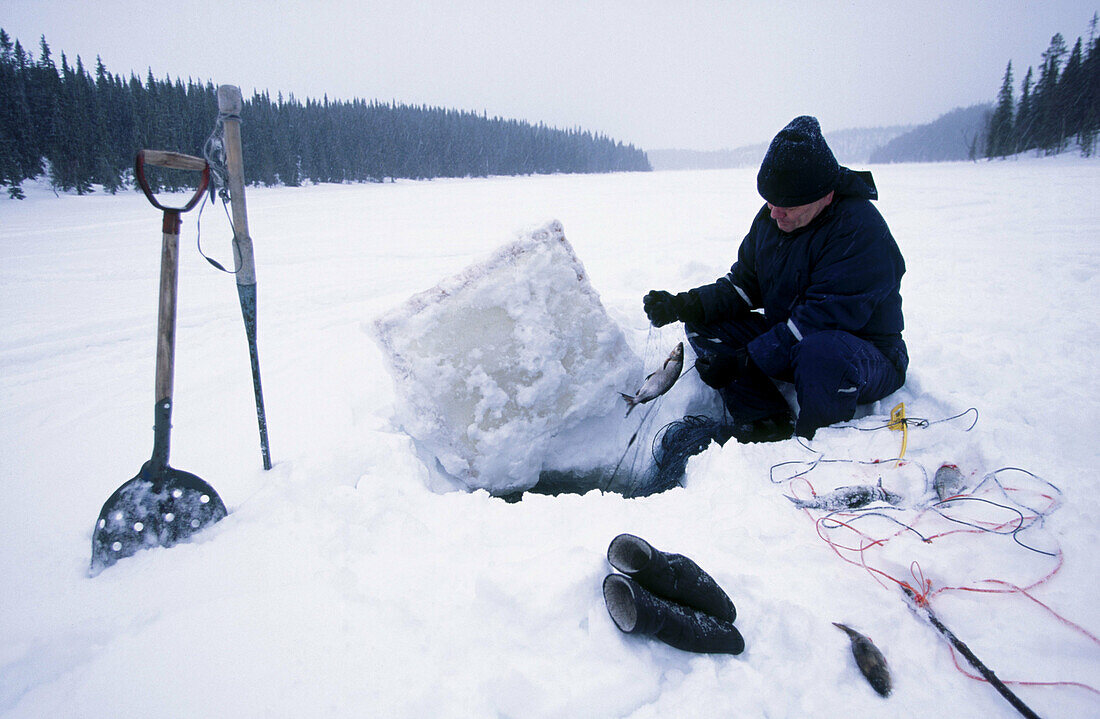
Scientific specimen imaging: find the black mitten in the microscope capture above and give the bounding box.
[643,290,677,326]
[695,348,753,388]
[643,290,704,327]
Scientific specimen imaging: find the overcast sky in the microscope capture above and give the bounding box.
[3,1,1096,150]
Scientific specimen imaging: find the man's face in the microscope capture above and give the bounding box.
[767,191,834,233]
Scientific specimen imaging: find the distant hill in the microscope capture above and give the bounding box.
[649,105,999,170]
[648,125,915,171]
[826,126,924,165]
[869,104,992,163]
[647,146,766,171]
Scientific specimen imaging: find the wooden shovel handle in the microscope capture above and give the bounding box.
[135,150,210,214]
[141,150,207,171]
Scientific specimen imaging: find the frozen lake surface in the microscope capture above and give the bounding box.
[1,156,1098,717]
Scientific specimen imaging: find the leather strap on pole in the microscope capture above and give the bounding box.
[216,86,257,287]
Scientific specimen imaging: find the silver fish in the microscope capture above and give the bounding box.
[834,622,892,697]
[933,464,966,502]
[620,342,684,416]
[785,479,902,511]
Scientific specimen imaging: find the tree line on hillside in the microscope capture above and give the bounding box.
[0,30,651,200]
[984,13,1100,158]
[869,104,992,164]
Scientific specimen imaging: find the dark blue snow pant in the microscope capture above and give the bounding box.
[685,315,908,438]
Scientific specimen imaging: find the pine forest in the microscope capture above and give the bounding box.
[0,30,651,200]
[983,13,1100,158]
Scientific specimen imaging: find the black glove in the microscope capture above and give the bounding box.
[643,290,705,327]
[695,348,754,389]
[643,290,677,326]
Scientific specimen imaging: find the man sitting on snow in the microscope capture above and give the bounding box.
[644,115,908,442]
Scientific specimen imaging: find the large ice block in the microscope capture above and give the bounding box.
[374,220,641,494]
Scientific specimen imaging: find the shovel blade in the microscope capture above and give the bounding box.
[90,464,227,575]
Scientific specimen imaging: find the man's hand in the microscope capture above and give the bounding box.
[695,349,753,388]
[643,290,704,327]
[643,290,678,327]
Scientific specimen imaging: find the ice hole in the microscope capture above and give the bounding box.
[164,513,175,523]
[111,541,122,552]
[200,494,210,504]
[526,468,640,498]
[133,522,144,532]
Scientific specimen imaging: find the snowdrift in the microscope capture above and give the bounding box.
[373,220,643,495]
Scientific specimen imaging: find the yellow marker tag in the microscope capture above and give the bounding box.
[889,402,908,464]
[889,402,906,430]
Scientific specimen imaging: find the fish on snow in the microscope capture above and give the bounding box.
[833,622,892,697]
[620,342,684,417]
[785,478,902,511]
[933,463,967,502]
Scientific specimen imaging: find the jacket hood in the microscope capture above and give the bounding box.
[834,167,878,201]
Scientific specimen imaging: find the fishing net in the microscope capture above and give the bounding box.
[626,414,735,497]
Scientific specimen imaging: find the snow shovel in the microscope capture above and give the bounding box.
[90,150,228,575]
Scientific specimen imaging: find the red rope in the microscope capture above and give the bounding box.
[788,476,1100,699]
[946,639,1100,697]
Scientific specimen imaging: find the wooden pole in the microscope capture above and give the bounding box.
[217,84,272,470]
[901,587,1041,719]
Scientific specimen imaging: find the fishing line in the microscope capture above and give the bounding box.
[770,454,929,489]
[772,406,981,485]
[778,405,1089,702]
[818,506,933,543]
[639,322,663,369]
[630,407,664,481]
[795,461,1060,556]
[930,496,1058,557]
[611,398,660,491]
[833,407,979,432]
[630,361,732,497]
[609,327,692,494]
[970,467,1064,516]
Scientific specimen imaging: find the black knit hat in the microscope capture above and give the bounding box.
[756,116,839,206]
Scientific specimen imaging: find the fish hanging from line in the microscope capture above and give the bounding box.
[620,342,684,417]
[785,479,903,511]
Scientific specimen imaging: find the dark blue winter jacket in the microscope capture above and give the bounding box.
[692,168,906,378]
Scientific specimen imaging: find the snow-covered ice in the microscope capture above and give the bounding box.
[1,155,1098,718]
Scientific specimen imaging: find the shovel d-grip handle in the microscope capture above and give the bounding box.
[135,150,211,228]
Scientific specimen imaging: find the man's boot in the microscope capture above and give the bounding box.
[603,574,745,654]
[607,533,735,622]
